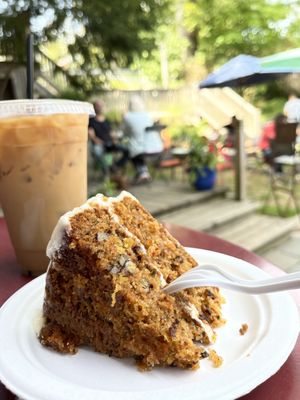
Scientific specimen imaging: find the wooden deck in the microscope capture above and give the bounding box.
[129,181,226,216]
[119,180,299,255]
[88,179,227,216]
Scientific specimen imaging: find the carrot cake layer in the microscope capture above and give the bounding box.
[39,191,225,370]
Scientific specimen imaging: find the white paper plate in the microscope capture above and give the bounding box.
[0,248,299,400]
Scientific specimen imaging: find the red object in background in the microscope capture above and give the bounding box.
[259,120,276,151]
[0,219,299,399]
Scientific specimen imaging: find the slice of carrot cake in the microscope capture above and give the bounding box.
[39,191,225,370]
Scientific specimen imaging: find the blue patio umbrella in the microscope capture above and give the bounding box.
[261,48,300,69]
[199,54,300,88]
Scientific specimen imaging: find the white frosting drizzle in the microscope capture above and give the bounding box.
[46,203,92,258]
[109,190,137,202]
[46,191,168,289]
[46,192,132,259]
[47,191,167,286]
[103,194,167,285]
[106,200,147,253]
[185,303,215,344]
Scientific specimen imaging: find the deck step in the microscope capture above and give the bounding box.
[211,213,299,252]
[129,182,227,217]
[160,197,299,252]
[160,198,260,232]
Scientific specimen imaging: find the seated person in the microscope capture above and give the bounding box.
[259,114,286,172]
[88,100,129,173]
[123,95,160,184]
[283,93,300,123]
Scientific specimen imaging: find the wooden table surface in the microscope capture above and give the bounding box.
[0,218,299,400]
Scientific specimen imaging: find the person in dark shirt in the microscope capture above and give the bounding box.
[89,117,112,145]
[88,100,129,172]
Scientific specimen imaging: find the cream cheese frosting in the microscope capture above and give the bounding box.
[46,191,135,259]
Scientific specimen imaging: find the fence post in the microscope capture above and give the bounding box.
[233,116,246,201]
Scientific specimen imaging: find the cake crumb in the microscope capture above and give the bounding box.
[239,323,248,336]
[209,349,223,367]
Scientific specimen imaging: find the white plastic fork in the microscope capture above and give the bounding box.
[163,264,300,295]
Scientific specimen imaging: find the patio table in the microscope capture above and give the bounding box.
[0,217,299,399]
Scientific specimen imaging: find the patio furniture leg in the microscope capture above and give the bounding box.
[171,166,176,180]
[273,187,285,217]
[290,171,300,217]
[263,173,285,217]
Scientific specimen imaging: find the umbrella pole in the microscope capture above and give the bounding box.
[26,32,34,99]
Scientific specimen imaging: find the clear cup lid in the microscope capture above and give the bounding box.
[0,99,95,119]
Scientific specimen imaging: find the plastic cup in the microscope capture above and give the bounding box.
[0,99,94,276]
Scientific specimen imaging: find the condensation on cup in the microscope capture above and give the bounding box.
[0,99,94,276]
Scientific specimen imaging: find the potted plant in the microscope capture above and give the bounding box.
[187,134,219,190]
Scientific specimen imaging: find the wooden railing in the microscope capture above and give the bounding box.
[0,48,78,97]
[34,49,71,92]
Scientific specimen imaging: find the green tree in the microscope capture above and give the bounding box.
[0,0,170,89]
[129,0,300,87]
[183,0,298,70]
[131,23,189,88]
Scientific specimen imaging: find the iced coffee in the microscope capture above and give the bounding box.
[0,100,93,276]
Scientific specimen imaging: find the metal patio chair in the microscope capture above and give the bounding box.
[263,122,300,216]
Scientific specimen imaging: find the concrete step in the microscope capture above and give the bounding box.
[160,198,260,232]
[211,213,299,252]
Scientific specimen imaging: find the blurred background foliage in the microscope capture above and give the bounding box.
[1,0,300,117]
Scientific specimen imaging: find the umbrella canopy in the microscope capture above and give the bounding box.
[199,53,300,88]
[261,48,300,69]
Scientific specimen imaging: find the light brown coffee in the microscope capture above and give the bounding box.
[0,113,88,276]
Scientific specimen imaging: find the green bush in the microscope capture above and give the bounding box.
[258,98,286,122]
[167,121,209,144]
[58,88,88,102]
[187,134,218,170]
[260,204,297,218]
[105,109,123,128]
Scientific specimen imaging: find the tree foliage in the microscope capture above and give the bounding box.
[184,0,299,69]
[0,0,170,88]
[130,19,189,88]
[130,0,300,87]
[1,0,299,90]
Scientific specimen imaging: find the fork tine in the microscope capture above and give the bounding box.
[164,277,251,294]
[177,264,242,283]
[194,266,300,286]
[195,264,246,282]
[164,270,300,295]
[164,278,218,294]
